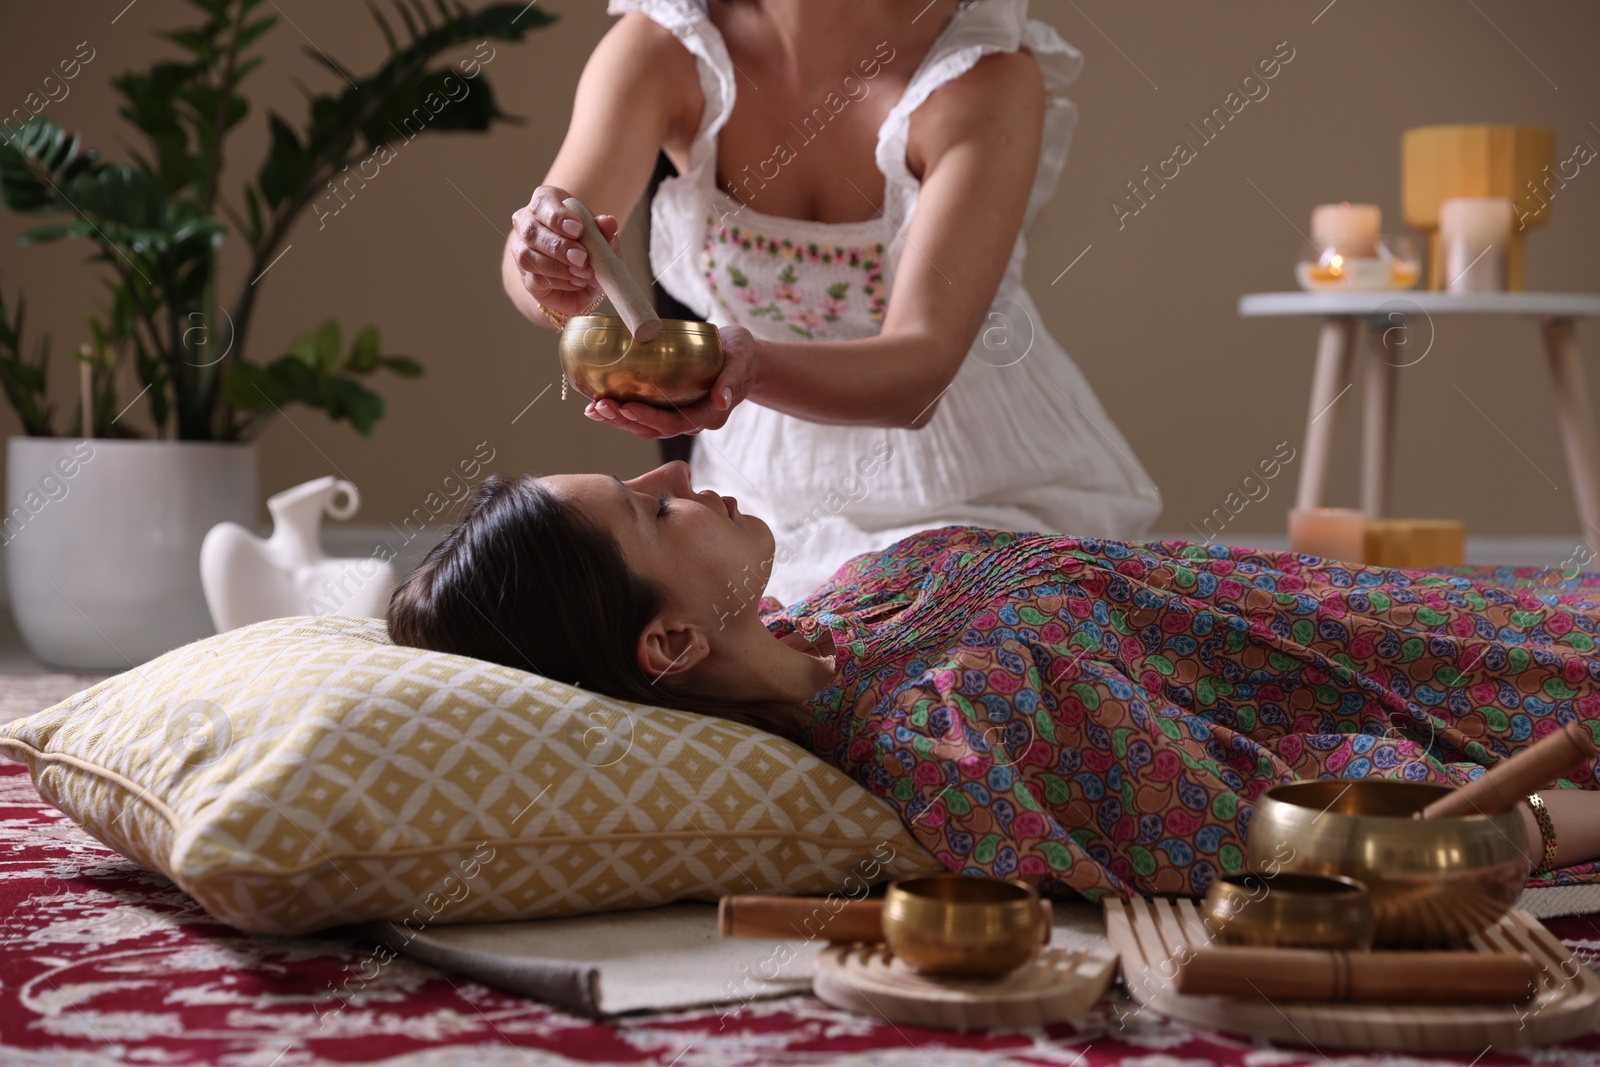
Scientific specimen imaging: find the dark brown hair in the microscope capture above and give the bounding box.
[387,473,800,741]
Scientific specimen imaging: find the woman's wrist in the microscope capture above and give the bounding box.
[1517,788,1600,872]
[534,291,606,330]
[743,333,769,405]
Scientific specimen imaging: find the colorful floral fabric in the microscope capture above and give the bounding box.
[763,526,1600,902]
[703,210,888,340]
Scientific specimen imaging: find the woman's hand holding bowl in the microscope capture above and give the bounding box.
[510,183,623,323]
[585,324,759,439]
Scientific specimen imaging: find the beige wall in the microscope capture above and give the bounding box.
[2,0,1598,545]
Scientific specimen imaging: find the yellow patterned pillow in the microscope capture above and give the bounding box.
[0,614,942,935]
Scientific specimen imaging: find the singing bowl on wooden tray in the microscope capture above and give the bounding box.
[1202,870,1375,950]
[558,315,723,407]
[881,875,1046,979]
[1246,780,1532,948]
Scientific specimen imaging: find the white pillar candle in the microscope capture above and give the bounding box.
[1439,197,1512,292]
[1311,202,1381,257]
[1288,507,1365,562]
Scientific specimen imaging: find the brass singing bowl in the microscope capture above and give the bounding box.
[1247,780,1532,948]
[881,875,1044,979]
[558,315,723,407]
[1202,871,1375,950]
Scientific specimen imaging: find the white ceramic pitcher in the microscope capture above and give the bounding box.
[200,476,395,632]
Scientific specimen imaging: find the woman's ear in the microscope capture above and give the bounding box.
[636,617,710,681]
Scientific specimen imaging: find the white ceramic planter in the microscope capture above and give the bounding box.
[4,436,258,670]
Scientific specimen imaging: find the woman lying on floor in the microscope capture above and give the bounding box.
[387,461,1600,900]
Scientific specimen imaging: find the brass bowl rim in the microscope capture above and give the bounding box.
[1211,870,1370,899]
[1257,779,1515,822]
[885,874,1040,908]
[564,314,720,335]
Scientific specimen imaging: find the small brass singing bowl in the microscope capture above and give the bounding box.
[1247,780,1532,948]
[558,315,723,407]
[881,875,1045,979]
[1202,871,1374,950]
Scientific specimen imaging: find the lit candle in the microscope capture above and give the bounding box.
[1311,202,1381,257]
[1288,507,1365,562]
[1439,197,1512,292]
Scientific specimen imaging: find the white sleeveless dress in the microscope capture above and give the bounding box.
[609,0,1162,603]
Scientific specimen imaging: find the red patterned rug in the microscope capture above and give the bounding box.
[2,757,1598,1066]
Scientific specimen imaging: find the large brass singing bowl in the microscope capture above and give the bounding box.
[1247,780,1532,947]
[881,875,1044,979]
[558,315,723,407]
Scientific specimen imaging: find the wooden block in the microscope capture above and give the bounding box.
[1412,520,1466,568]
[1362,519,1465,569]
[1362,520,1409,568]
[1400,124,1555,290]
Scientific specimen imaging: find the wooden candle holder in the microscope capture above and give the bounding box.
[1401,124,1555,291]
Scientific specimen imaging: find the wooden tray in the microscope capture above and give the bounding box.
[813,943,1116,1031]
[1105,897,1600,1051]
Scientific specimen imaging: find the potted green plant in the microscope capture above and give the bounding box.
[0,0,552,669]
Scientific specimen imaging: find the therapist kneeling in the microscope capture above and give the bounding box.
[501,0,1159,603]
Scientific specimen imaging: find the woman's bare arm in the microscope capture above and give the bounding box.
[592,48,1047,436]
[501,13,701,326]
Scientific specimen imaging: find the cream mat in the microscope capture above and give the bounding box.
[366,898,1113,1018]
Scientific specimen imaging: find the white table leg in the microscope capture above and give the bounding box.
[1296,317,1357,511]
[1362,320,1400,518]
[1542,316,1600,560]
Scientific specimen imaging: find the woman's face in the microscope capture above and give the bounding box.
[542,461,775,618]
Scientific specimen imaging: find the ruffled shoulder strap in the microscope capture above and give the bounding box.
[605,0,736,181]
[875,0,1085,235]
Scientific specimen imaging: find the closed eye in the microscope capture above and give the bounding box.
[656,492,670,518]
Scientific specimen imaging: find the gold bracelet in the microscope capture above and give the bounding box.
[1527,792,1558,873]
[535,292,605,329]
